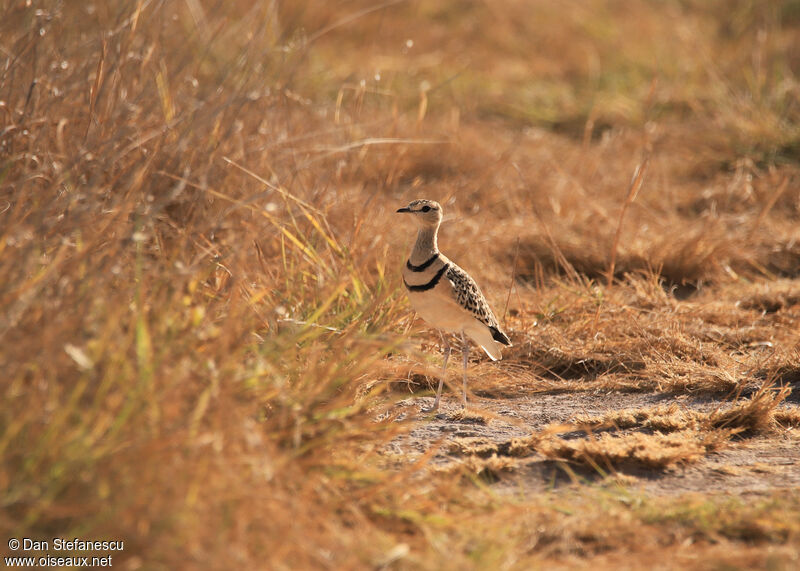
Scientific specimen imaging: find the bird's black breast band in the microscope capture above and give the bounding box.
[406,254,440,272]
[404,263,449,292]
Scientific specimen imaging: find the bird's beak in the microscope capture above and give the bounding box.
[396,207,411,213]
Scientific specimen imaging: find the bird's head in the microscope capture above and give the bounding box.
[396,199,443,227]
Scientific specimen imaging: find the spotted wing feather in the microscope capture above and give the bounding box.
[445,263,511,346]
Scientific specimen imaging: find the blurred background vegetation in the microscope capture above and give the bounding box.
[1,1,799,568]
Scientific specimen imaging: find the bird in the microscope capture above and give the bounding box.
[397,199,512,411]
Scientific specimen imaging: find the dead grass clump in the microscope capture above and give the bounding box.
[505,436,541,457]
[739,289,800,313]
[437,454,517,484]
[511,338,645,382]
[386,372,438,395]
[442,421,729,472]
[515,223,735,289]
[446,409,490,424]
[515,238,608,283]
[708,384,792,436]
[446,434,541,459]
[775,408,800,428]
[535,430,730,471]
[361,359,446,397]
[3,0,800,567]
[752,239,800,279]
[573,403,696,433]
[497,388,792,471]
[752,362,800,399]
[572,386,791,438]
[647,228,731,289]
[447,438,500,458]
[643,493,800,545]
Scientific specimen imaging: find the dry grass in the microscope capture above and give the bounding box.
[441,384,790,472]
[2,0,800,568]
[572,384,793,436]
[534,429,731,471]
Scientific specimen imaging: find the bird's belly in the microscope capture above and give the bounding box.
[407,289,470,333]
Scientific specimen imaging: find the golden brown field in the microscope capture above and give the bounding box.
[2,0,800,568]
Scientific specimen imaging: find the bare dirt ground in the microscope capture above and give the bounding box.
[5,1,800,567]
[387,388,800,497]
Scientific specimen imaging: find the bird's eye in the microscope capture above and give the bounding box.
[421,205,431,212]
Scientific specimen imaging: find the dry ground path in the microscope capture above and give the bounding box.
[388,390,800,496]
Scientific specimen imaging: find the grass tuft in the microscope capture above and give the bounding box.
[2,0,799,567]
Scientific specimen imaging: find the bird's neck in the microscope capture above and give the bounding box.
[410,225,439,265]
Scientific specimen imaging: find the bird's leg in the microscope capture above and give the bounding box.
[424,332,450,412]
[436,332,452,409]
[460,331,469,409]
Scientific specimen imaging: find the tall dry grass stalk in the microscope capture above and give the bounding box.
[606,155,648,288]
[1,0,799,568]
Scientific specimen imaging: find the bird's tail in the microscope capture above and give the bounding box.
[489,325,512,346]
[467,324,509,361]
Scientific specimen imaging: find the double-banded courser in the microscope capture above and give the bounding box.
[397,199,512,411]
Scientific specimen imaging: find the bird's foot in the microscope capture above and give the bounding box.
[421,398,442,414]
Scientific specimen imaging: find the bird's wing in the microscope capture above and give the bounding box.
[444,263,509,342]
